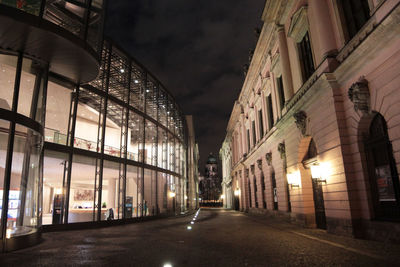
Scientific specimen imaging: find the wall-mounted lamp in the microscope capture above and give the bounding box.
[169,192,176,198]
[310,163,326,183]
[234,189,240,196]
[287,172,301,188]
[220,194,225,200]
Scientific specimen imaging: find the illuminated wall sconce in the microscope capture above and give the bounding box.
[169,191,176,198]
[287,172,301,188]
[310,163,326,183]
[234,188,240,196]
[220,194,225,199]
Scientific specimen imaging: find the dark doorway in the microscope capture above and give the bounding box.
[304,139,327,229]
[254,176,258,208]
[365,114,400,219]
[312,179,327,229]
[234,196,240,211]
[271,171,278,210]
[248,179,252,208]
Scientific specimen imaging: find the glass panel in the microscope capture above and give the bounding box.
[68,155,97,223]
[143,169,156,216]
[145,77,157,120]
[127,111,143,162]
[90,44,110,91]
[87,8,102,52]
[108,49,129,101]
[158,88,168,127]
[0,120,10,239]
[0,54,18,111]
[157,128,167,168]
[17,58,36,117]
[175,139,180,174]
[74,89,103,152]
[0,0,41,15]
[126,165,139,218]
[43,150,68,225]
[102,160,120,221]
[130,63,144,111]
[44,80,72,145]
[43,0,86,38]
[168,134,175,172]
[145,120,157,166]
[158,172,167,214]
[7,124,42,238]
[104,100,123,157]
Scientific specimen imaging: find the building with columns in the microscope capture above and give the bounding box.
[220,0,400,242]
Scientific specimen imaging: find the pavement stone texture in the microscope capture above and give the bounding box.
[1,208,400,266]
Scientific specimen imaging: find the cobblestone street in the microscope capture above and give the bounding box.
[1,208,400,266]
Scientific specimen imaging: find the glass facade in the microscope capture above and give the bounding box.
[40,40,188,226]
[0,52,46,243]
[0,0,194,252]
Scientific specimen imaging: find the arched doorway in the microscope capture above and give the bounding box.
[365,113,400,219]
[303,139,327,229]
[271,170,278,210]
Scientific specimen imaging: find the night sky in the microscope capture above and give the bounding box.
[105,1,265,174]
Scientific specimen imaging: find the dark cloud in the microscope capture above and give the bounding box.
[106,0,265,173]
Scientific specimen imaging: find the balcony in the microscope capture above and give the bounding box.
[0,0,105,83]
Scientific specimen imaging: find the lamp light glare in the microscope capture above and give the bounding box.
[6,229,11,239]
[187,226,192,230]
[169,192,176,198]
[234,189,240,196]
[310,164,322,179]
[163,263,173,267]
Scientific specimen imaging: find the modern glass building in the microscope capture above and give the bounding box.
[0,0,195,252]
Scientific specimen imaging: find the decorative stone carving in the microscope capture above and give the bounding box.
[265,152,272,166]
[250,165,255,175]
[243,64,249,76]
[257,159,263,170]
[278,142,286,159]
[249,49,254,63]
[293,111,307,136]
[244,168,249,178]
[348,77,370,113]
[287,6,308,43]
[254,27,261,38]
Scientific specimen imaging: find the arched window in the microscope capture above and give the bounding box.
[365,113,400,219]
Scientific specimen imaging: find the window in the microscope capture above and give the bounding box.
[258,109,264,138]
[340,0,370,40]
[254,177,258,208]
[267,95,274,130]
[247,129,250,152]
[252,120,256,146]
[365,113,400,219]
[298,32,315,82]
[276,76,285,110]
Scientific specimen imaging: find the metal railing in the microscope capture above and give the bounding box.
[0,0,105,52]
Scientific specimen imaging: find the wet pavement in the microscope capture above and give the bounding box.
[1,208,400,266]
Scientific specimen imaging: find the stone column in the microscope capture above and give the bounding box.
[309,0,337,58]
[277,26,294,102]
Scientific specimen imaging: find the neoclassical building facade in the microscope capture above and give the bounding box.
[221,0,400,242]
